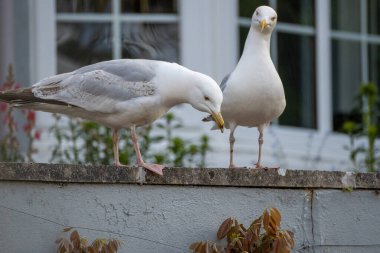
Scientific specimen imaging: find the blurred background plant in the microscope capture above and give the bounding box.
[0,65,41,162]
[342,82,380,172]
[49,111,211,167]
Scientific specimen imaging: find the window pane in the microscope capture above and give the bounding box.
[368,0,380,35]
[239,26,250,57]
[369,44,380,87]
[277,0,315,26]
[56,0,112,13]
[57,23,112,73]
[277,33,316,128]
[121,0,177,13]
[239,0,268,18]
[332,40,361,130]
[331,0,360,32]
[121,23,179,61]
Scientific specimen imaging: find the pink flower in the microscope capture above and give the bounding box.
[0,102,6,112]
[34,130,41,140]
[23,124,31,133]
[26,110,36,124]
[14,83,21,89]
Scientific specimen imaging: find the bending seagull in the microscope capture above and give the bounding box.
[204,6,285,168]
[0,59,225,175]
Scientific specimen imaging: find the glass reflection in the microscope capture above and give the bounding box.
[57,23,113,73]
[121,23,179,62]
[368,0,380,35]
[121,0,177,13]
[332,39,361,130]
[369,44,380,87]
[277,33,316,128]
[239,0,269,18]
[331,0,360,32]
[277,0,314,26]
[56,0,112,13]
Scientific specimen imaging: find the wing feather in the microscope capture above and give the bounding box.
[31,60,158,113]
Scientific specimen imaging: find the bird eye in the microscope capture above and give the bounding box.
[204,96,210,101]
[271,17,276,21]
[256,11,260,16]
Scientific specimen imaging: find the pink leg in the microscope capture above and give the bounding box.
[256,130,264,168]
[130,126,165,176]
[229,125,237,168]
[113,128,121,166]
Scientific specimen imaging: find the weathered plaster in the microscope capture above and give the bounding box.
[0,163,379,253]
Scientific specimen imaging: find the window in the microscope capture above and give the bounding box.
[56,0,179,73]
[331,0,380,130]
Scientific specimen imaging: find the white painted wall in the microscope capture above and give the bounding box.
[1,182,379,252]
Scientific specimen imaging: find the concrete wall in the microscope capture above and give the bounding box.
[0,163,379,253]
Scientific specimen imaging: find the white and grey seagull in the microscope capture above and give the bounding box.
[0,59,225,175]
[204,6,286,168]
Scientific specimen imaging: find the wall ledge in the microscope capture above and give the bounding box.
[0,163,379,189]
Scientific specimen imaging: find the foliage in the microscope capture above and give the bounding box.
[0,65,41,162]
[342,82,380,172]
[56,227,122,253]
[190,207,295,253]
[50,112,211,167]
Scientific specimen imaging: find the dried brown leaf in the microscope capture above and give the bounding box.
[63,239,70,252]
[58,244,66,253]
[190,241,205,252]
[87,246,95,253]
[92,240,101,250]
[282,231,295,250]
[217,218,234,239]
[270,207,282,228]
[263,210,269,233]
[70,230,81,249]
[272,237,280,253]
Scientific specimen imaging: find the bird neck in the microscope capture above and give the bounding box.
[160,65,194,107]
[241,27,272,59]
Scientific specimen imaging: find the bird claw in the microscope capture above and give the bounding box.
[142,163,165,176]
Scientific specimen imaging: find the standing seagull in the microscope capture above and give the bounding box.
[0,59,225,175]
[204,6,285,168]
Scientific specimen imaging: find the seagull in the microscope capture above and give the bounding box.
[204,6,285,168]
[0,59,225,175]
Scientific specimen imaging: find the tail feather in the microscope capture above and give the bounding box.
[0,88,70,107]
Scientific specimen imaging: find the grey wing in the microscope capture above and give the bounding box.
[32,60,158,113]
[220,73,230,92]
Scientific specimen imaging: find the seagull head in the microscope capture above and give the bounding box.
[188,73,225,132]
[252,6,278,33]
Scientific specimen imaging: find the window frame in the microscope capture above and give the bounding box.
[56,0,179,61]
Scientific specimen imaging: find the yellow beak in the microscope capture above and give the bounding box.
[212,112,224,133]
[260,19,268,32]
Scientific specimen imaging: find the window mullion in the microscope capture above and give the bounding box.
[112,0,121,59]
[361,0,369,82]
[316,0,332,133]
